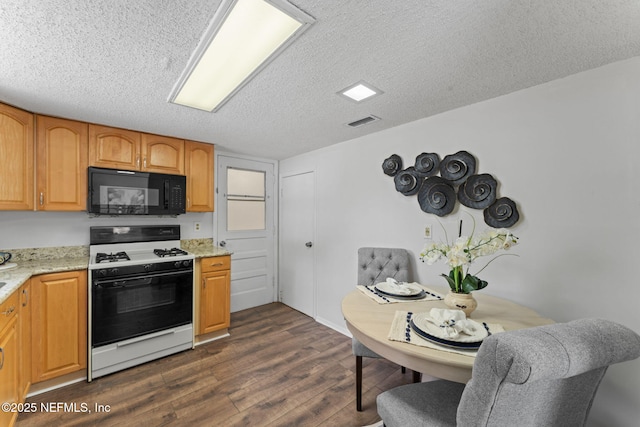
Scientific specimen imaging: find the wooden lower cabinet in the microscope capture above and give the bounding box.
[0,319,18,427]
[31,270,87,383]
[18,282,31,402]
[0,292,20,427]
[198,256,231,335]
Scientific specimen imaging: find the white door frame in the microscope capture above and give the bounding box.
[214,150,279,306]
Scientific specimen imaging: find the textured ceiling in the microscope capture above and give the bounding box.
[1,0,639,160]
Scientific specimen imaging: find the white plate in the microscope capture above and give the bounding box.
[411,312,488,343]
[374,281,423,296]
[0,262,17,271]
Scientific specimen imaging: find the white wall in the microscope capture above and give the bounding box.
[280,57,640,427]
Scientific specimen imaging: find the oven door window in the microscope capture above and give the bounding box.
[92,271,193,347]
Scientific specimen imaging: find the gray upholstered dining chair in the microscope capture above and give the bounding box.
[377,318,640,427]
[354,247,420,411]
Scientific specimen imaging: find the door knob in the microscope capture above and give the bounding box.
[305,242,313,248]
[219,241,226,247]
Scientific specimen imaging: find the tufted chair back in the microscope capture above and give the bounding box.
[377,318,640,426]
[357,247,410,286]
[457,318,640,426]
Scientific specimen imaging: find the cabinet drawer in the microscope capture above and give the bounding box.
[0,290,19,332]
[200,256,231,273]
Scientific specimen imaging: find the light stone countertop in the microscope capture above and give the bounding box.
[187,246,232,258]
[0,256,89,305]
[0,239,231,305]
[180,238,232,258]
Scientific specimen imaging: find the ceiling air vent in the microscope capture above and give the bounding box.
[346,115,380,128]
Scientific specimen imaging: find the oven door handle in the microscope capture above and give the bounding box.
[93,269,192,288]
[95,277,154,288]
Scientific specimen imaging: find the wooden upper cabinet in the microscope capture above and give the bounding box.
[185,140,214,212]
[88,126,185,175]
[141,134,185,175]
[0,103,34,210]
[36,116,88,211]
[88,125,141,170]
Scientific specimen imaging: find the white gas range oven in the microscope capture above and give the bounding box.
[88,225,194,380]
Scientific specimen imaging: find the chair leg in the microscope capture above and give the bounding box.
[355,359,418,412]
[356,355,363,411]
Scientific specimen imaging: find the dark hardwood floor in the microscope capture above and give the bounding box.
[17,303,414,426]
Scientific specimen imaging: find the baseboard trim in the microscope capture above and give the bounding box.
[28,371,86,397]
[315,316,350,337]
[195,329,230,345]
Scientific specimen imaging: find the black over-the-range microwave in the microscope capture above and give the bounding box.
[87,167,186,215]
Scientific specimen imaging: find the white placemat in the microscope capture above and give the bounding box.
[357,283,444,304]
[388,310,504,357]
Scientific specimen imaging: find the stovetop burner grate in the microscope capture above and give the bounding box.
[95,251,130,263]
[154,248,188,257]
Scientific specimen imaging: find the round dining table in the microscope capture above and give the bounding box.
[342,286,554,383]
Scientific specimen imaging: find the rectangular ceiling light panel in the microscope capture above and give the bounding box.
[169,0,315,112]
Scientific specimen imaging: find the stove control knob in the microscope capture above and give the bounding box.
[98,269,107,277]
[183,260,191,267]
[109,268,119,276]
[174,261,182,268]
[144,264,153,272]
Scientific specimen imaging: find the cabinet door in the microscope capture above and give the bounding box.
[36,116,88,211]
[185,141,214,212]
[0,103,34,210]
[19,282,31,401]
[0,317,19,427]
[200,269,231,334]
[31,271,87,383]
[141,134,185,175]
[89,125,141,170]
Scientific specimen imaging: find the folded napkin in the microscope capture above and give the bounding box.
[382,278,414,295]
[388,310,504,356]
[356,284,444,304]
[428,308,479,339]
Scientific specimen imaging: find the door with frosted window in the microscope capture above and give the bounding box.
[217,155,276,312]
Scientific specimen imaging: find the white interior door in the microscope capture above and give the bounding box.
[279,171,315,317]
[217,155,276,312]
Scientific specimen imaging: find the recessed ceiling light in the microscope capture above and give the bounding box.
[168,0,315,112]
[338,81,383,103]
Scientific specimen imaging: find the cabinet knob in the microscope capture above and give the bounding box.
[1,306,15,316]
[39,192,44,206]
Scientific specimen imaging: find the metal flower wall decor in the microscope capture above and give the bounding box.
[382,150,520,228]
